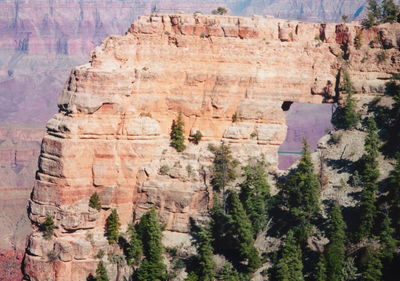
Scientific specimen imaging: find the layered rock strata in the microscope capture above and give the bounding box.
[24,14,400,281]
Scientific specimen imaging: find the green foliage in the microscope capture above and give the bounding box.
[349,170,361,187]
[192,227,216,281]
[95,261,109,281]
[325,205,346,281]
[47,250,58,262]
[382,0,399,23]
[354,34,362,50]
[232,113,238,122]
[40,216,56,240]
[340,258,358,281]
[382,77,400,154]
[105,209,120,244]
[135,208,166,281]
[212,7,228,15]
[361,250,383,281]
[126,224,143,266]
[96,250,105,259]
[276,230,304,281]
[239,160,270,236]
[379,214,397,262]
[357,183,378,240]
[389,157,400,208]
[89,192,102,211]
[359,118,380,184]
[170,112,186,152]
[312,255,327,281]
[210,143,238,192]
[227,192,261,272]
[284,140,320,220]
[159,165,170,175]
[335,70,360,130]
[191,130,203,144]
[377,51,386,63]
[341,14,349,22]
[217,264,249,281]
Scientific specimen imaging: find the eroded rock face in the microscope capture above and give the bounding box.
[24,14,400,281]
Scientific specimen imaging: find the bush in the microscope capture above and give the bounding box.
[159,165,170,175]
[212,7,228,15]
[377,51,386,62]
[89,192,102,211]
[232,113,238,122]
[354,34,361,50]
[191,130,203,144]
[329,132,342,145]
[47,250,58,262]
[105,209,120,244]
[40,216,56,240]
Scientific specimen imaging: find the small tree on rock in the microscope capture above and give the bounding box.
[40,216,56,240]
[212,7,228,15]
[89,192,102,211]
[105,209,120,244]
[170,112,186,152]
[95,261,109,281]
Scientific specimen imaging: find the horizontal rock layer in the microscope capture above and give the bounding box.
[24,14,400,281]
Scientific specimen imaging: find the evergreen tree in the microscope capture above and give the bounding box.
[361,250,383,281]
[170,112,186,152]
[95,261,109,281]
[357,183,378,240]
[276,230,304,281]
[89,192,102,211]
[359,118,380,184]
[313,254,327,281]
[217,264,248,281]
[382,77,400,154]
[105,209,120,244]
[227,192,261,273]
[135,208,166,281]
[362,0,382,27]
[126,224,143,266]
[210,143,238,193]
[382,0,399,23]
[239,160,270,236]
[325,205,346,281]
[389,156,400,208]
[379,214,397,262]
[195,227,216,281]
[285,140,320,219]
[342,71,360,130]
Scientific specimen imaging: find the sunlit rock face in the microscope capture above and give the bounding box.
[22,12,400,281]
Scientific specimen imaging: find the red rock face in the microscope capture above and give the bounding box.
[22,13,400,281]
[0,250,23,281]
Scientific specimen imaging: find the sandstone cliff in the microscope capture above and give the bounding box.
[23,14,400,281]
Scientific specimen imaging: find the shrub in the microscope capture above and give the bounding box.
[159,165,170,175]
[96,249,105,259]
[212,7,228,15]
[47,250,58,262]
[329,132,342,145]
[89,192,102,211]
[354,34,361,50]
[377,51,386,62]
[40,216,56,240]
[232,113,238,122]
[191,130,203,144]
[250,131,257,138]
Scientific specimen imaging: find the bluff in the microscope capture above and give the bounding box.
[24,14,400,281]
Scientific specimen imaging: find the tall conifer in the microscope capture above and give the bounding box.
[105,209,120,244]
[276,231,304,281]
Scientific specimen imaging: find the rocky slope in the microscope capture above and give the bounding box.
[21,13,400,280]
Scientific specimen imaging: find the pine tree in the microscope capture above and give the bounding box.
[362,0,382,27]
[325,205,346,281]
[126,224,143,266]
[340,70,360,130]
[95,261,109,281]
[313,254,327,281]
[389,157,400,208]
[135,208,166,281]
[227,192,261,273]
[361,250,383,281]
[379,214,397,262]
[105,209,120,244]
[196,227,216,281]
[170,112,186,152]
[210,143,238,192]
[217,264,245,281]
[357,183,378,240]
[382,0,399,23]
[239,160,270,236]
[89,192,102,211]
[359,118,380,184]
[276,230,304,281]
[285,140,320,219]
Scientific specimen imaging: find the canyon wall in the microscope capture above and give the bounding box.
[23,13,400,281]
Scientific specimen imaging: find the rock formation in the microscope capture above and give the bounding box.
[23,14,400,281]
